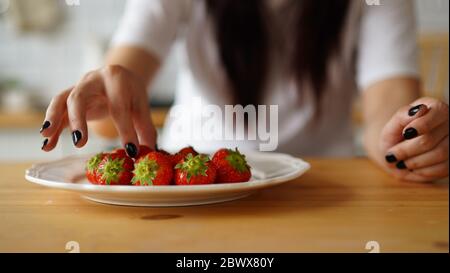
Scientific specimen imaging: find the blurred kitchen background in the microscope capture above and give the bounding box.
[0,0,448,161]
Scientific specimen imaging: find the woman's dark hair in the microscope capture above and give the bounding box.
[206,0,350,109]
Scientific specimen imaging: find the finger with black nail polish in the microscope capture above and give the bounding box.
[385,153,397,163]
[72,130,82,146]
[396,160,407,170]
[403,127,418,140]
[41,139,49,150]
[40,121,51,133]
[408,104,425,117]
[125,143,138,158]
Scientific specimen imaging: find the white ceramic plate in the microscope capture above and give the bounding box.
[25,152,310,207]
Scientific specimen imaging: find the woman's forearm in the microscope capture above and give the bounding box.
[105,45,160,86]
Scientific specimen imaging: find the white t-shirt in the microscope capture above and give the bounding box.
[112,0,419,156]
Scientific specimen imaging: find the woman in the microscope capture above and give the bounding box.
[40,0,448,182]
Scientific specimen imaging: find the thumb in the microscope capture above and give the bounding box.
[380,103,429,151]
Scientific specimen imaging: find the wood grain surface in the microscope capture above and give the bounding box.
[0,158,448,253]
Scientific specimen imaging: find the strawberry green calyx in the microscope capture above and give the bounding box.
[100,156,125,185]
[175,153,210,182]
[131,157,160,185]
[86,153,104,172]
[226,148,250,173]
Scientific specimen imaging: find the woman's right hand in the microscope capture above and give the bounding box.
[40,64,157,158]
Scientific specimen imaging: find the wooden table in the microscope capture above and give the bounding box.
[0,158,448,253]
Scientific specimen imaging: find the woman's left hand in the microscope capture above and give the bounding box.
[379,97,449,182]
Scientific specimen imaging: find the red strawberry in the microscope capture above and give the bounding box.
[85,153,105,184]
[212,148,251,183]
[112,148,127,157]
[136,145,154,159]
[157,149,172,157]
[132,151,173,186]
[175,154,216,185]
[96,153,134,185]
[171,146,198,166]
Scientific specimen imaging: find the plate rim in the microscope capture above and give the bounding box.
[25,152,311,193]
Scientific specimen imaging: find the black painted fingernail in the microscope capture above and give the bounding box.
[403,127,418,140]
[408,104,425,116]
[396,160,407,170]
[72,130,82,146]
[385,153,397,163]
[40,121,51,133]
[125,143,138,158]
[41,139,48,150]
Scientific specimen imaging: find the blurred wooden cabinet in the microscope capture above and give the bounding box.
[0,108,169,130]
[419,33,449,101]
[0,108,169,161]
